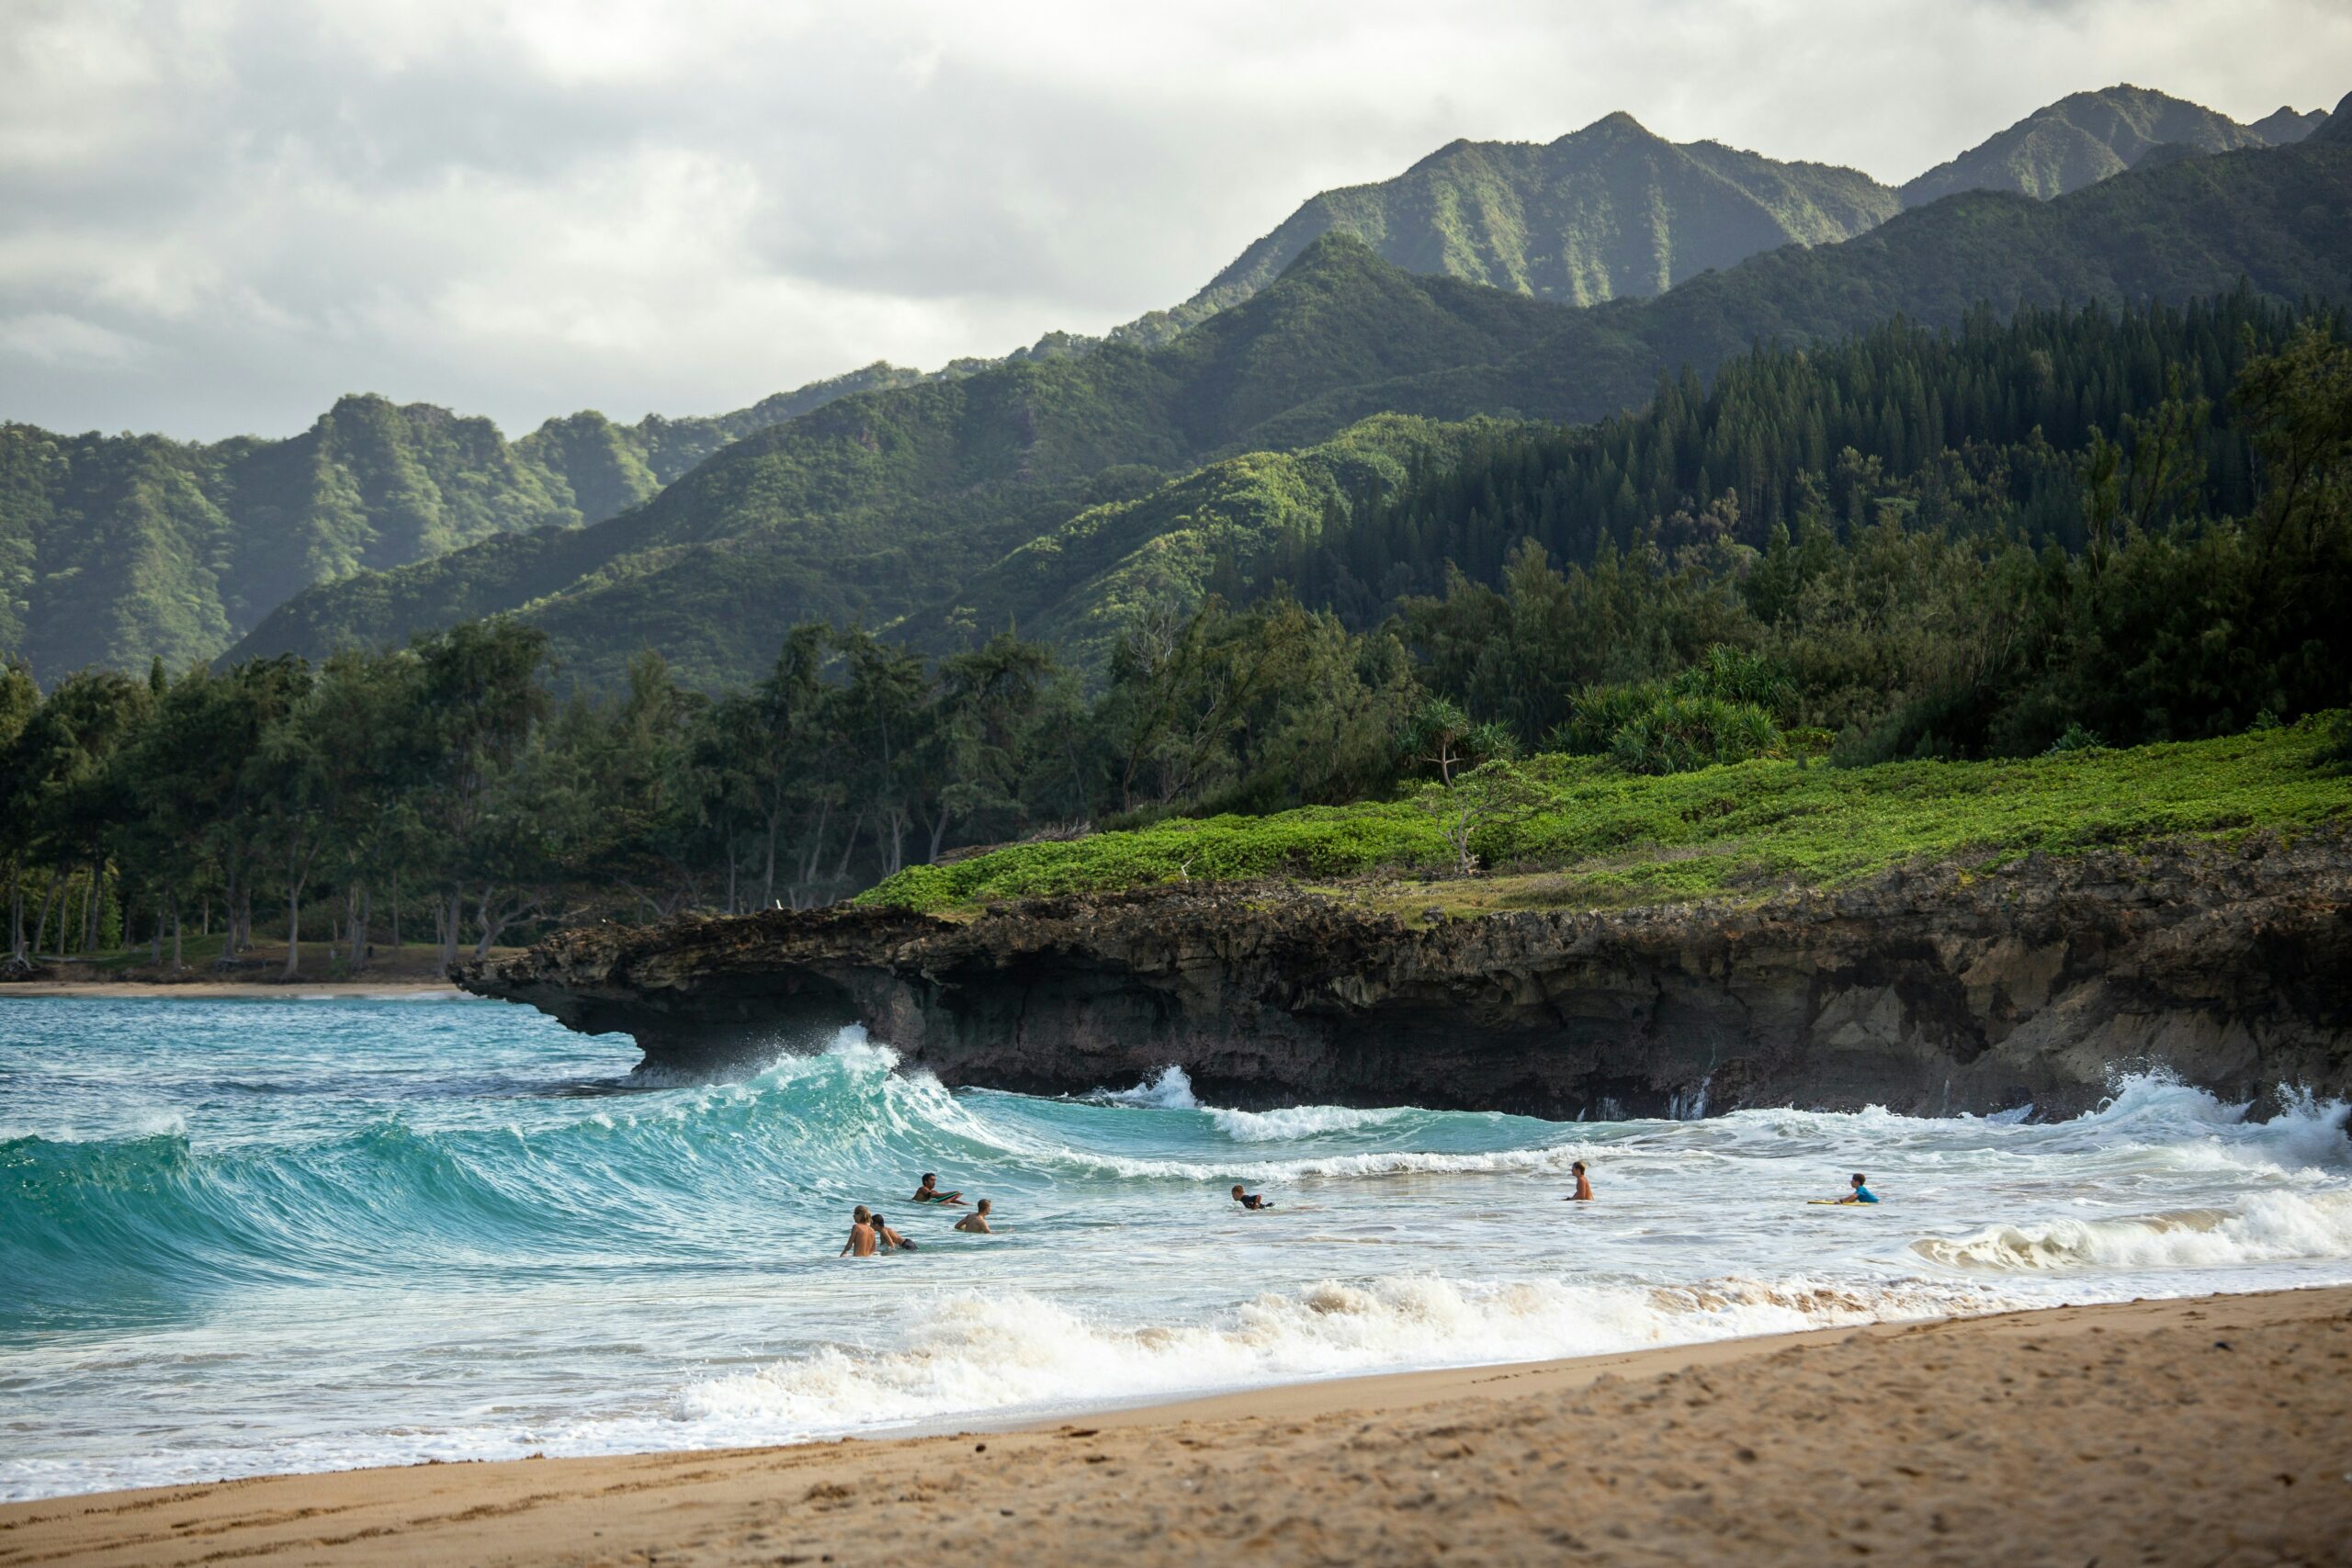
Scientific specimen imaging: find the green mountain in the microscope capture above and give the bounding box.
[1899,85,2272,205]
[2250,106,2328,144]
[0,362,921,678]
[231,247,1569,686]
[1119,112,1901,343]
[232,134,2352,689]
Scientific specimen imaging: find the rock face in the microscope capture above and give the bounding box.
[459,834,2352,1119]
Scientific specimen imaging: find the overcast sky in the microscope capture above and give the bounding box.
[2,0,2345,442]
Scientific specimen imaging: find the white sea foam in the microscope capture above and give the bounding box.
[1091,1065,1202,1110]
[678,1272,2017,1435]
[1205,1104,1419,1142]
[1915,1189,2352,1273]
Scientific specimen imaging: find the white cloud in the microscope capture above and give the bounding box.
[0,0,2343,440]
[0,310,148,367]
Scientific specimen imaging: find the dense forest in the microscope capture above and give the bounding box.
[4,295,2346,972]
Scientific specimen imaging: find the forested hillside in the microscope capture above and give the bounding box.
[230,243,1573,685]
[1898,85,2278,205]
[11,85,2329,687]
[1131,112,1901,338]
[6,307,2347,964]
[0,363,921,676]
[232,134,2352,688]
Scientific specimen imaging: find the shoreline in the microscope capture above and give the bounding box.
[8,1285,2349,1564]
[0,979,470,999]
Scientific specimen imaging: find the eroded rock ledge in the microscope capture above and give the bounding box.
[458,834,2352,1119]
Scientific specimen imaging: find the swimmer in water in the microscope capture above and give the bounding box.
[1565,1160,1593,1201]
[954,1199,994,1234]
[839,1205,877,1257]
[872,1213,917,1251]
[912,1173,967,1206]
[1230,1184,1274,1211]
[1838,1172,1879,1204]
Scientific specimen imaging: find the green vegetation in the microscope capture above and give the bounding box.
[6,283,2348,964]
[14,89,2331,691]
[224,137,2352,688]
[1899,85,2275,206]
[231,240,1570,686]
[1146,111,1900,334]
[0,364,922,677]
[860,721,2351,913]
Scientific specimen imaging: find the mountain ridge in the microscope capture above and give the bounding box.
[230,135,2352,689]
[10,83,2343,682]
[1898,84,2274,205]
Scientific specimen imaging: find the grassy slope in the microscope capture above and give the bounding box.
[859,720,2352,915]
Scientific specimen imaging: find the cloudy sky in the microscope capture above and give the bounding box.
[2,0,2345,442]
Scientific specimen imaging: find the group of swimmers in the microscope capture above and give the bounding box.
[838,1173,997,1256]
[842,1164,1878,1254]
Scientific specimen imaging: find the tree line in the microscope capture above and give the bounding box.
[2,296,2346,971]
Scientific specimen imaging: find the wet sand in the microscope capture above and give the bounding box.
[5,1285,2347,1566]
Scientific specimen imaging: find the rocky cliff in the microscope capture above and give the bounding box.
[459,833,2352,1119]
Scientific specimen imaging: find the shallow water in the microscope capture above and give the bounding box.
[4,995,2348,1500]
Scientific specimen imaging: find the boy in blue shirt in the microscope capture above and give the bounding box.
[1840,1172,1879,1204]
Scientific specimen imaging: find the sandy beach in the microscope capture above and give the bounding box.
[5,1285,2346,1567]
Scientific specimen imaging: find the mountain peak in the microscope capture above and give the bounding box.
[2250,105,2326,145]
[1279,228,1379,266]
[1901,84,2268,206]
[1570,110,1659,142]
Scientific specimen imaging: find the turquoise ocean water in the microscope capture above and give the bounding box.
[6,994,2350,1500]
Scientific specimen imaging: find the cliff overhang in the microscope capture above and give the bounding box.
[458,834,2352,1120]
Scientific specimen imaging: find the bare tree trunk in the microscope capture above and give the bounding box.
[171,891,184,969]
[390,871,401,951]
[352,884,368,969]
[152,898,164,964]
[31,874,57,960]
[763,815,779,908]
[6,862,22,964]
[283,876,304,979]
[438,889,462,973]
[831,811,865,885]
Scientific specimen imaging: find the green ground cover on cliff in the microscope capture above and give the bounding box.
[857,718,2352,913]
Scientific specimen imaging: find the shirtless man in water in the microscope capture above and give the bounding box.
[1231,1184,1274,1211]
[1565,1160,1593,1201]
[871,1213,917,1251]
[839,1205,877,1257]
[954,1199,994,1234]
[912,1173,967,1206]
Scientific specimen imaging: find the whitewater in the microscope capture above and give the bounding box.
[5,997,2350,1502]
